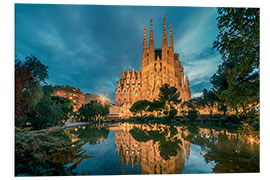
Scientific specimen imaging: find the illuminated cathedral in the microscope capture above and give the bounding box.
[115,18,191,112]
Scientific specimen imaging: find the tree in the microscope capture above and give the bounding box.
[15,55,48,126]
[129,100,151,116]
[198,89,219,117]
[147,100,164,117]
[212,8,260,119]
[26,85,74,130]
[75,100,109,122]
[158,84,182,118]
[180,98,200,120]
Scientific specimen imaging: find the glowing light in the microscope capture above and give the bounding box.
[99,94,110,103]
[248,136,255,143]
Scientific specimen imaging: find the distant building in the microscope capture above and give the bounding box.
[85,93,109,104]
[115,18,191,116]
[107,105,122,119]
[53,85,85,112]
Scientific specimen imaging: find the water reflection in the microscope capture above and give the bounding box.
[180,125,259,173]
[114,123,190,174]
[50,123,259,175]
[111,123,259,174]
[49,124,110,172]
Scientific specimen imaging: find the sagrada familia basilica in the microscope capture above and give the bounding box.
[115,18,191,114]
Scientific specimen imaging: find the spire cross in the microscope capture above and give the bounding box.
[163,17,166,28]
[169,24,172,36]
[150,18,153,30]
[144,26,146,40]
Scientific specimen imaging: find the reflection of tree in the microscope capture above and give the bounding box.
[129,125,182,160]
[49,124,109,172]
[48,131,93,169]
[204,134,259,173]
[68,124,109,145]
[180,125,259,173]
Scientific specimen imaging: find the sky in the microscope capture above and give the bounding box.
[15,4,222,103]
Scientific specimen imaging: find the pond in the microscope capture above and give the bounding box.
[49,122,259,175]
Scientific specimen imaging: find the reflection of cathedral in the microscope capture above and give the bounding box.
[113,123,190,174]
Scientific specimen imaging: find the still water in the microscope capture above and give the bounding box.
[50,122,259,175]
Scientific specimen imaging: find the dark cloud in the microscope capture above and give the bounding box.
[15,4,220,102]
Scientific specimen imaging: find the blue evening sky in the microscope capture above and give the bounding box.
[15,4,222,103]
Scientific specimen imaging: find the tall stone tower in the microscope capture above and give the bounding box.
[115,18,191,113]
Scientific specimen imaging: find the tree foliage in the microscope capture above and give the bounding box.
[212,8,259,117]
[158,84,182,108]
[75,100,109,121]
[15,56,74,129]
[25,85,74,130]
[199,89,219,117]
[129,100,151,116]
[147,100,164,117]
[211,8,260,134]
[15,55,48,125]
[158,84,182,118]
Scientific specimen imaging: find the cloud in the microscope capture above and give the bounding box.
[15,5,221,103]
[175,8,218,55]
[192,92,203,98]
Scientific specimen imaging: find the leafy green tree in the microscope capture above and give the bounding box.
[129,100,151,116]
[26,85,74,129]
[75,100,109,121]
[147,100,164,117]
[15,55,48,127]
[212,8,260,118]
[180,98,200,120]
[212,8,260,135]
[198,89,219,117]
[158,84,181,118]
[211,65,229,116]
[100,104,110,118]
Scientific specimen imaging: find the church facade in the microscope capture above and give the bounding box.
[115,18,191,113]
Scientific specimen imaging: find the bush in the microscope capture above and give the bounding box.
[15,128,76,176]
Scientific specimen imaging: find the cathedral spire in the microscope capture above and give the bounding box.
[149,18,155,63]
[185,74,189,87]
[162,17,168,62]
[142,26,147,68]
[185,74,191,101]
[169,24,174,65]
